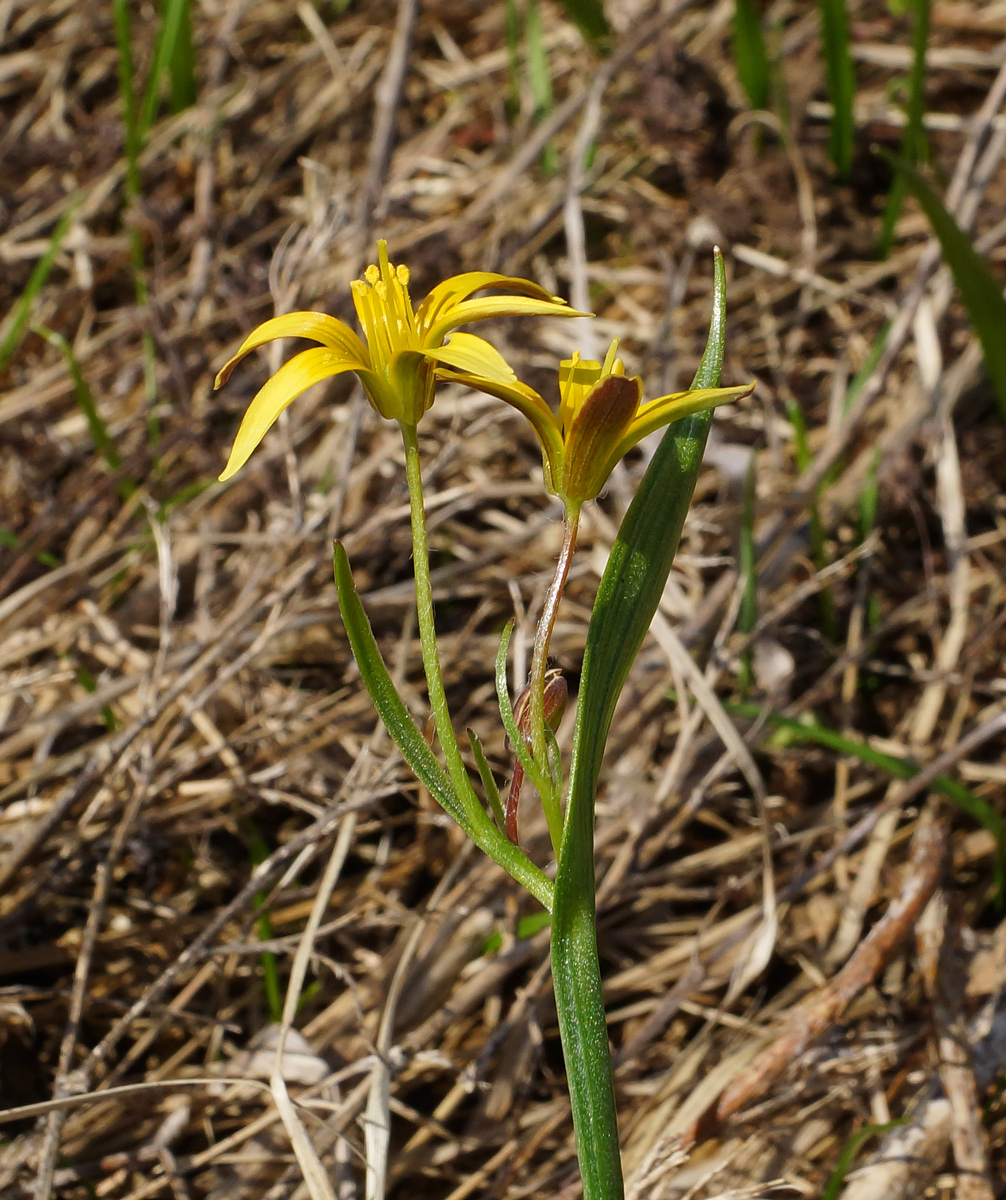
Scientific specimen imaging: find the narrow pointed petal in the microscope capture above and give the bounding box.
[214,312,368,388]
[425,331,517,383]
[562,374,641,502]
[617,383,755,454]
[417,271,567,337]
[219,348,359,480]
[436,368,564,489]
[425,295,588,347]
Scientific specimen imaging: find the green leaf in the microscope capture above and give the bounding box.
[726,699,1006,905]
[0,199,80,374]
[334,543,472,834]
[141,0,194,137]
[334,543,554,911]
[732,0,771,110]
[877,0,930,256]
[556,0,610,46]
[895,161,1006,424]
[822,1119,908,1200]
[819,0,855,178]
[467,727,507,833]
[551,251,731,1200]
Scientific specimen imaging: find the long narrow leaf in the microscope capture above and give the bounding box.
[0,200,80,374]
[819,0,855,178]
[334,544,554,911]
[552,251,731,1200]
[333,544,471,834]
[896,161,1006,424]
[140,0,193,138]
[733,0,770,110]
[727,699,1006,902]
[878,0,930,256]
[467,728,507,834]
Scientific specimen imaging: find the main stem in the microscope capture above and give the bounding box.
[400,421,472,803]
[528,506,580,770]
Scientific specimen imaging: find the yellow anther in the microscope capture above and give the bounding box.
[396,264,410,286]
[364,265,380,285]
[375,281,387,301]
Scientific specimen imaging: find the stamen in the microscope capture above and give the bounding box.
[364,265,379,285]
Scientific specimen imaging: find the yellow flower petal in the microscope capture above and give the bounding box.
[219,347,359,481]
[426,332,517,383]
[616,383,755,455]
[425,295,588,347]
[436,368,564,493]
[214,312,368,389]
[417,271,565,338]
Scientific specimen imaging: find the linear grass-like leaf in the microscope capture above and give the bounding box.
[33,324,136,500]
[141,0,194,138]
[551,251,730,1200]
[467,728,507,833]
[0,200,80,374]
[334,543,554,911]
[727,699,1006,903]
[819,0,855,178]
[733,0,770,111]
[334,543,471,833]
[896,161,1006,424]
[165,0,197,114]
[822,1120,908,1200]
[878,0,930,257]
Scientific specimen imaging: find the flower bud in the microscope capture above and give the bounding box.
[505,669,567,843]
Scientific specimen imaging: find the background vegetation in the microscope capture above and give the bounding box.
[0,1,1005,1197]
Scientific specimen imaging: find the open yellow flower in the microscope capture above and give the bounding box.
[439,340,755,510]
[215,241,583,480]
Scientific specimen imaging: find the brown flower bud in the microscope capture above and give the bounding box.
[505,669,567,844]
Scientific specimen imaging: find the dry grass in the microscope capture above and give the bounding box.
[1,0,1006,1197]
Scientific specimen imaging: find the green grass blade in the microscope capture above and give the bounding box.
[33,324,136,500]
[552,251,730,1200]
[556,0,610,46]
[0,200,80,374]
[526,0,556,173]
[112,0,142,198]
[141,0,193,138]
[896,161,1006,424]
[248,826,285,1024]
[727,700,1006,902]
[878,0,930,257]
[819,0,855,178]
[822,1119,908,1200]
[732,0,771,110]
[166,0,197,113]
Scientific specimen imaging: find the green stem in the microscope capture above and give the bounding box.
[552,792,622,1200]
[401,421,474,802]
[400,422,554,906]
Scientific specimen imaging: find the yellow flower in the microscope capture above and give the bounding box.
[215,241,583,480]
[439,340,754,510]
